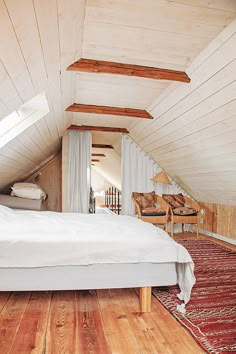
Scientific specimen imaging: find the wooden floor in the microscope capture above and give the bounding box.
[0,233,235,354]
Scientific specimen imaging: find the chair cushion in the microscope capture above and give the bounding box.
[141,207,166,216]
[132,191,155,210]
[173,207,197,216]
[162,193,185,208]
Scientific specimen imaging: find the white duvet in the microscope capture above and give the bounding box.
[0,206,195,304]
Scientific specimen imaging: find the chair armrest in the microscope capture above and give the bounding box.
[132,197,142,217]
[162,202,170,215]
[164,204,170,215]
[155,195,171,215]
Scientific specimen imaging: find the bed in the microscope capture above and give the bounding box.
[0,205,195,312]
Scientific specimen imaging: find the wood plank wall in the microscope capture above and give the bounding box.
[199,201,236,241]
[27,155,62,212]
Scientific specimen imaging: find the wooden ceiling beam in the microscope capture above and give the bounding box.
[92,153,106,157]
[67,125,129,133]
[67,58,190,83]
[66,103,152,119]
[92,144,113,149]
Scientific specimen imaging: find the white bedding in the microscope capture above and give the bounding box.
[0,206,195,304]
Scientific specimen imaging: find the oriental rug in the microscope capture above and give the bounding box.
[152,240,236,354]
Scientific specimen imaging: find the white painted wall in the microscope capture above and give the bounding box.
[91,168,113,193]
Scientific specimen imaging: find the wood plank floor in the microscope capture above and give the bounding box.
[0,233,234,354]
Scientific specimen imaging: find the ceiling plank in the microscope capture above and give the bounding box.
[67,58,190,83]
[66,103,153,119]
[92,153,106,157]
[68,125,129,133]
[92,144,113,149]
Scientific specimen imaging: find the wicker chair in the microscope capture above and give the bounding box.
[162,194,200,239]
[132,193,170,232]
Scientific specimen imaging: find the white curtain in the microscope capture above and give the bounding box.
[121,135,186,216]
[68,131,91,213]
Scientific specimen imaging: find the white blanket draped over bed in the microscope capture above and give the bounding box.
[0,207,195,304]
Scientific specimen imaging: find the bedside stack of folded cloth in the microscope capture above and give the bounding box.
[0,182,47,211]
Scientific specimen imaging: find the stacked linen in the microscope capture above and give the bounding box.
[0,183,47,211]
[0,194,43,210]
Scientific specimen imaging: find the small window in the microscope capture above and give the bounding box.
[0,92,49,148]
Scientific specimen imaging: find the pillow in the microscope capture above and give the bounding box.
[132,191,155,210]
[0,204,14,216]
[173,207,197,216]
[12,182,38,188]
[162,194,185,208]
[141,207,166,216]
[11,183,47,200]
[174,193,185,205]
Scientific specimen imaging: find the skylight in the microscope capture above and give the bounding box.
[0,92,49,149]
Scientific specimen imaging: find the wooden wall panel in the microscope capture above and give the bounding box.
[27,155,62,212]
[199,201,236,241]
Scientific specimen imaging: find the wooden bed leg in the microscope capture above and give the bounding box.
[140,287,151,312]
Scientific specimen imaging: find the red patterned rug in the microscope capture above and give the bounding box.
[152,240,236,354]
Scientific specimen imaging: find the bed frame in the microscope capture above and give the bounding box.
[0,262,177,312]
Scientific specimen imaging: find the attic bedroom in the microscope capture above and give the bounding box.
[0,1,236,353]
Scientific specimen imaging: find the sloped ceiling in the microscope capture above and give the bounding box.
[0,0,236,204]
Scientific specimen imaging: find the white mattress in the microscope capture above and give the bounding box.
[0,206,195,303]
[0,209,192,267]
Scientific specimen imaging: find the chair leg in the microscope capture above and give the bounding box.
[196,224,199,240]
[182,223,184,233]
[171,222,174,238]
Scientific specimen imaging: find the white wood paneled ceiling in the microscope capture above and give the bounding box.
[83,0,236,70]
[0,0,236,204]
